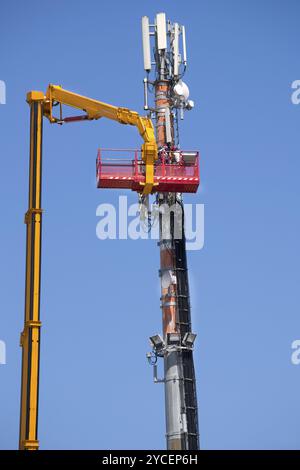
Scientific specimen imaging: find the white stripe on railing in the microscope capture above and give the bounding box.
[105,176,198,182]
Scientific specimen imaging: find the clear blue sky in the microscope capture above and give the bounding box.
[1,0,300,450]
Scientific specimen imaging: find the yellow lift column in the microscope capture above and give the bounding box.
[19,92,44,450]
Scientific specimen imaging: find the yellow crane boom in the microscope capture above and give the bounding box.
[45,85,157,195]
[19,85,157,450]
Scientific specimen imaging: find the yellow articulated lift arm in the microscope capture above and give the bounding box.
[45,85,158,195]
[19,85,157,450]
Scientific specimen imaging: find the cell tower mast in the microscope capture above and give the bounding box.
[143,13,200,450]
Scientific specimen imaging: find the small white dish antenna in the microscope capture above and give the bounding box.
[173,80,190,100]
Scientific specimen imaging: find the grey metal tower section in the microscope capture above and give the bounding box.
[143,13,199,450]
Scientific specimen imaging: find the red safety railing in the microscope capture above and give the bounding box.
[96,148,200,193]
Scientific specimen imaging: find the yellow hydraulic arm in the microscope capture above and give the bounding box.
[19,85,157,450]
[45,84,158,195]
[19,92,43,450]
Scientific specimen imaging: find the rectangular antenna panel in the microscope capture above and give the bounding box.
[142,16,151,71]
[156,13,167,50]
[165,107,172,143]
[173,23,179,76]
[182,25,187,65]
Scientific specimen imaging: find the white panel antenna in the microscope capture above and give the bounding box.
[173,23,180,76]
[142,16,151,71]
[156,13,167,50]
[165,107,172,143]
[182,25,187,65]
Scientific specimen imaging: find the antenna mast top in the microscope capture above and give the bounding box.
[141,12,194,146]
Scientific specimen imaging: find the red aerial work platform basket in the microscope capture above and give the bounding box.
[96,149,200,193]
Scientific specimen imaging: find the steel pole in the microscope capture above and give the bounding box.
[155,74,199,451]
